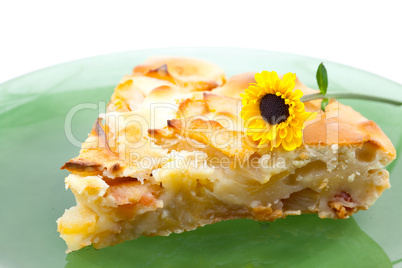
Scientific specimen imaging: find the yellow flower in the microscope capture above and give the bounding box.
[240,71,316,151]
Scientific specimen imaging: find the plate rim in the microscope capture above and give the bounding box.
[1,47,401,89]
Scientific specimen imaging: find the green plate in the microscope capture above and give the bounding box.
[0,48,401,268]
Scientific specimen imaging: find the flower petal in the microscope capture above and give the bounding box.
[282,73,296,89]
[285,129,293,142]
[295,102,305,112]
[293,128,302,138]
[291,89,303,100]
[279,128,287,139]
[282,139,297,151]
[305,112,317,121]
[254,73,266,87]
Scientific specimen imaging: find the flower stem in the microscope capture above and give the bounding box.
[301,93,402,106]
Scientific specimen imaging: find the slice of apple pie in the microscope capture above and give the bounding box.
[57,56,396,252]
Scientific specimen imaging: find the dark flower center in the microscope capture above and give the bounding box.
[259,94,290,125]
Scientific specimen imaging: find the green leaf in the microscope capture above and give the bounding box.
[321,98,329,111]
[316,62,328,95]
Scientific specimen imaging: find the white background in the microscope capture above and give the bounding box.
[0,0,401,85]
